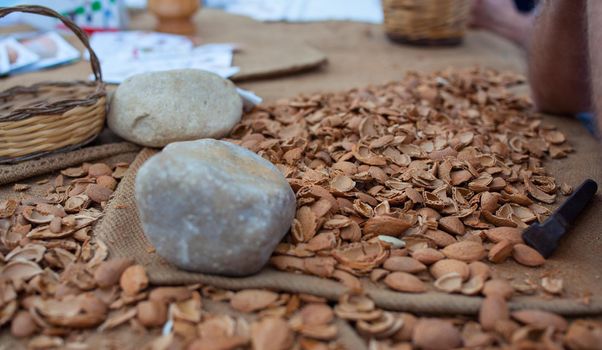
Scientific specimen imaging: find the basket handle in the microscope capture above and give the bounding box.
[0,5,102,82]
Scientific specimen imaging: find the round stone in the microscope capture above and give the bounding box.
[135,139,296,276]
[108,69,242,147]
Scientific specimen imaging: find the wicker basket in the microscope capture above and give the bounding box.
[0,5,106,164]
[383,0,473,46]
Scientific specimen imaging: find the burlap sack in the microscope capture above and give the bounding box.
[93,146,602,317]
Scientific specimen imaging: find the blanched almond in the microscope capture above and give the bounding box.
[430,259,469,281]
[442,241,485,262]
[384,272,426,293]
[512,244,545,267]
[383,256,426,273]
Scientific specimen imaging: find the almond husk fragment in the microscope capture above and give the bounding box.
[364,216,412,237]
[512,244,545,267]
[383,272,426,293]
[430,259,469,281]
[433,272,463,293]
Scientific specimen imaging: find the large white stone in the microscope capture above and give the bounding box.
[135,139,296,276]
[108,69,242,147]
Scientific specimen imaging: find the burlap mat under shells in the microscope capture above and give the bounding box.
[90,147,602,318]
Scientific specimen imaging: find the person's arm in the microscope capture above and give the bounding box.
[588,2,602,129]
[528,1,591,115]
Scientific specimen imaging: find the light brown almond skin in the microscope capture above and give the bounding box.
[383,256,426,273]
[468,261,491,280]
[479,295,509,331]
[412,318,462,350]
[393,313,417,342]
[483,279,514,300]
[85,184,113,203]
[88,163,112,177]
[512,244,545,267]
[11,311,37,338]
[364,216,411,237]
[438,216,466,235]
[511,309,568,331]
[442,241,485,262]
[149,287,192,303]
[96,175,118,191]
[485,227,524,244]
[425,229,456,247]
[411,248,445,265]
[119,264,149,295]
[94,258,135,288]
[384,272,426,293]
[564,320,602,350]
[430,259,470,281]
[137,300,167,327]
[488,239,513,263]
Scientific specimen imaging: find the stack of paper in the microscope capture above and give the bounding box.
[89,31,240,84]
[0,32,80,75]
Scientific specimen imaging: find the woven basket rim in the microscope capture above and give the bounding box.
[0,81,106,122]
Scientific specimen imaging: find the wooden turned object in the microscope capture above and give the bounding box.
[148,0,199,35]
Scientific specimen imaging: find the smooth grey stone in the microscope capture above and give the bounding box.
[108,69,242,147]
[135,139,296,276]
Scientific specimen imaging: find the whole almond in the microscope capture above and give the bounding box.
[383,256,426,273]
[442,241,485,262]
[438,216,465,235]
[479,295,509,331]
[488,239,513,263]
[120,264,149,295]
[425,229,456,247]
[485,227,523,244]
[468,261,491,280]
[564,320,602,350]
[412,318,461,350]
[511,309,568,331]
[410,248,445,265]
[384,272,426,293]
[88,163,112,177]
[85,184,113,203]
[512,244,545,267]
[137,300,167,327]
[430,259,469,281]
[94,258,135,288]
[483,279,514,300]
[11,311,37,338]
[96,175,118,191]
